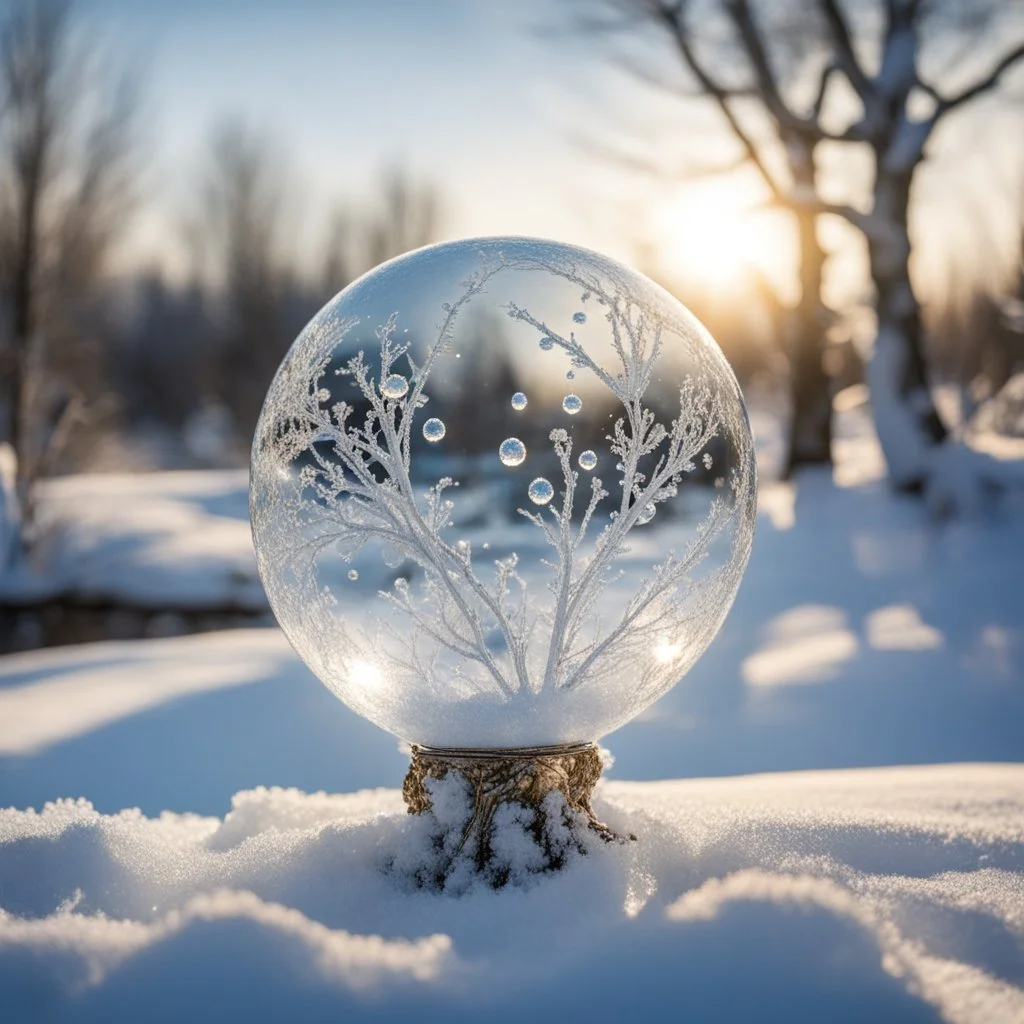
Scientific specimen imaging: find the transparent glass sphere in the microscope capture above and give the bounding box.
[250,237,756,748]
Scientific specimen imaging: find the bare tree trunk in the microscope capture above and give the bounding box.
[0,0,139,563]
[864,167,947,491]
[784,138,831,475]
[8,127,47,525]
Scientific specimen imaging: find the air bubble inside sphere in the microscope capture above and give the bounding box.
[250,237,756,748]
[499,437,527,467]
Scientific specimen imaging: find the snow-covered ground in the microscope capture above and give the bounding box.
[2,766,1022,1022]
[1,407,1022,1020]
[1,469,264,610]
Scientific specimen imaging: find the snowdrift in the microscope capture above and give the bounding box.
[2,764,1022,1022]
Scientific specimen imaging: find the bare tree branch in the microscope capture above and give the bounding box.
[725,0,815,135]
[933,41,1024,114]
[812,60,839,119]
[819,0,875,101]
[0,0,140,559]
[651,0,787,200]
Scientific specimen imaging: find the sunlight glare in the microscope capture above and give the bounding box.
[653,640,681,663]
[654,178,786,294]
[349,659,385,692]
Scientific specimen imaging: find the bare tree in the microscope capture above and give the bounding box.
[589,0,845,476]
[586,0,1024,505]
[813,0,1023,503]
[186,126,445,452]
[0,0,138,560]
[320,165,441,296]
[190,120,296,443]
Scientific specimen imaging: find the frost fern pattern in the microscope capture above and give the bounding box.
[252,254,750,706]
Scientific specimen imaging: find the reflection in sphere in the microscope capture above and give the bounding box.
[250,237,756,748]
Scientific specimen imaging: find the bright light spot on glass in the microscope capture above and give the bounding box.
[349,659,384,692]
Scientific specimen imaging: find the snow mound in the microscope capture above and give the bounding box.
[2,764,1022,1022]
[1,470,265,610]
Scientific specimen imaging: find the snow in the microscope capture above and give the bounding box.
[0,631,295,756]
[1,765,1022,1022]
[0,470,265,610]
[2,426,1021,813]
[0,406,1022,1019]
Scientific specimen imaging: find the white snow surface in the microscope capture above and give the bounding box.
[1,765,1022,1022]
[1,470,265,609]
[0,406,1022,1020]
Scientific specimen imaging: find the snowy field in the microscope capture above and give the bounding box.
[1,406,1023,1021]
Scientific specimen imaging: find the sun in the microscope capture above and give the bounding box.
[653,176,793,296]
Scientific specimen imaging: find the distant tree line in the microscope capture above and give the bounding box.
[2,0,1023,571]
[0,0,446,564]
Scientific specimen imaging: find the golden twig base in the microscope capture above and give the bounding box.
[402,742,632,885]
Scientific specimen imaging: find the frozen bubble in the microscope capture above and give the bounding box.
[511,392,528,411]
[703,452,713,470]
[381,373,408,399]
[566,370,575,380]
[539,336,555,351]
[499,437,527,467]
[578,450,597,471]
[528,478,554,505]
[381,546,404,568]
[562,393,583,415]
[347,569,359,581]
[422,417,446,442]
[573,311,587,324]
[636,503,656,525]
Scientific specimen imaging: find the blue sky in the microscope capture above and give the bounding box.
[75,0,1024,312]
[81,0,632,276]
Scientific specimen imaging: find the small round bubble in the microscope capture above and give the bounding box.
[347,569,359,581]
[511,392,528,411]
[636,503,656,525]
[381,374,408,399]
[562,394,583,415]
[539,337,555,351]
[422,417,446,442]
[528,478,554,505]
[499,437,527,467]
[573,312,587,324]
[578,450,597,471]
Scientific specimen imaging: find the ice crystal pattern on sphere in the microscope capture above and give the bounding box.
[511,392,528,411]
[499,438,527,467]
[573,311,587,324]
[562,393,582,415]
[250,237,757,749]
